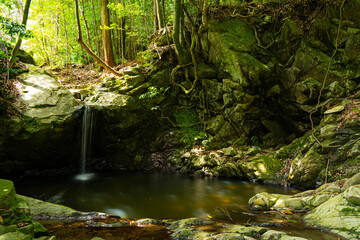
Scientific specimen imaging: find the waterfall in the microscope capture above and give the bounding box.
[80,105,95,174]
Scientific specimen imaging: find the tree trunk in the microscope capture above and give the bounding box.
[173,0,186,63]
[10,0,31,66]
[101,0,115,67]
[63,9,72,75]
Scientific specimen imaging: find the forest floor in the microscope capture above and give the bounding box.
[50,61,138,90]
[50,64,103,90]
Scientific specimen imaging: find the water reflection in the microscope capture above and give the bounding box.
[16,172,297,219]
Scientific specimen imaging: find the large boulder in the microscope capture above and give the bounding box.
[304,185,360,239]
[0,65,81,177]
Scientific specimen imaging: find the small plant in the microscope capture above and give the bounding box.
[251,136,259,146]
[139,86,170,110]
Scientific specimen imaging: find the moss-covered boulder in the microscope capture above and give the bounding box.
[0,180,31,226]
[0,179,55,240]
[18,195,79,218]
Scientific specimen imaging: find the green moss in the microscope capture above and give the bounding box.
[341,206,360,216]
[173,108,204,146]
[241,154,283,181]
[0,179,16,209]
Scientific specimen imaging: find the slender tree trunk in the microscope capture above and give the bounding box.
[80,0,94,52]
[55,14,59,53]
[10,0,31,66]
[63,9,72,75]
[153,0,158,32]
[101,0,115,67]
[155,0,163,29]
[90,0,102,57]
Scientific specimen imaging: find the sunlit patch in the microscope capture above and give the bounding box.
[258,163,266,172]
[74,173,96,181]
[191,146,204,155]
[14,80,25,91]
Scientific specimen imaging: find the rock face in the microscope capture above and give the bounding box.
[0,65,81,177]
[199,12,354,149]
[158,0,360,185]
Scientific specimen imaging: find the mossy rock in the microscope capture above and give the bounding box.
[18,195,78,217]
[224,225,267,238]
[213,163,244,178]
[0,231,32,240]
[0,179,16,209]
[167,218,214,230]
[249,192,281,210]
[240,155,283,182]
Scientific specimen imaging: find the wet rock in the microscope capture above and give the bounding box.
[167,218,214,230]
[249,192,281,210]
[18,195,79,218]
[260,230,307,240]
[135,218,165,226]
[224,225,267,238]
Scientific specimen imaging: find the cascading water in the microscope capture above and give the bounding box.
[76,105,95,181]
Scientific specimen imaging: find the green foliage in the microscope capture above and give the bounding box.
[107,2,143,18]
[174,108,206,146]
[0,16,32,43]
[139,86,161,100]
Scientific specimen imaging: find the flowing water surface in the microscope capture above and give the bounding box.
[16,172,297,219]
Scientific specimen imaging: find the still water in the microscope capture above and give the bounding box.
[16,172,297,219]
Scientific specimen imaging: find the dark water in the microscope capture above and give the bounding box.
[16,172,298,219]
